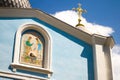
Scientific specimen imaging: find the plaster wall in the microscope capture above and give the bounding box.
[0,18,94,80]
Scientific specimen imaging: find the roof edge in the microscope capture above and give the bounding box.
[0,8,114,46]
[92,34,115,48]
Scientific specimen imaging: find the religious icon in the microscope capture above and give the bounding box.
[20,31,44,67]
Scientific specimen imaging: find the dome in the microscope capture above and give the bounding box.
[0,0,31,8]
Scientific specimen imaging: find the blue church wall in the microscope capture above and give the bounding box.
[0,18,94,80]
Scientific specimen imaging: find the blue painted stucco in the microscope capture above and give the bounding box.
[0,18,94,80]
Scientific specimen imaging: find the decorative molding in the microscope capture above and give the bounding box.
[0,70,48,80]
[0,8,114,47]
[11,63,53,74]
[0,8,92,44]
[11,24,52,75]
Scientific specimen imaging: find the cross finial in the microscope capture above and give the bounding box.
[73,3,86,27]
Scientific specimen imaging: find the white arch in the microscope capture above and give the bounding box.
[11,24,52,75]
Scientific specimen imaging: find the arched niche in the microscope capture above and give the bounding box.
[11,24,52,75]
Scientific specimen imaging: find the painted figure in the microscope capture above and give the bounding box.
[20,33,43,67]
[36,38,42,52]
[25,36,33,55]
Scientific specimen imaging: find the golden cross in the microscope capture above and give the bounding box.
[73,3,86,27]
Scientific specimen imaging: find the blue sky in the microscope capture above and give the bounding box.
[30,0,120,45]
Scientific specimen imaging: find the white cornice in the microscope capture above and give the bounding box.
[0,70,48,80]
[0,8,114,47]
[92,34,114,48]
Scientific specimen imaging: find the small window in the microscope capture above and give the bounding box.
[11,24,52,75]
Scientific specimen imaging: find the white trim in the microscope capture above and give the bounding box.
[11,24,52,75]
[0,8,114,46]
[11,63,53,74]
[92,35,113,80]
[0,70,48,80]
[0,8,92,45]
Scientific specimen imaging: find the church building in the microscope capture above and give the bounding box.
[0,0,114,80]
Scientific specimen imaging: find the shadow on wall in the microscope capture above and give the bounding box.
[81,44,94,80]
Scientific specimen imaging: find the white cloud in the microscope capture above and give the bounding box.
[52,10,114,36]
[52,10,119,80]
[112,45,120,80]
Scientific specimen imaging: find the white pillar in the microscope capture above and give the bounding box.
[92,35,113,80]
